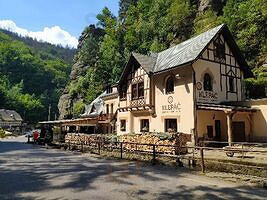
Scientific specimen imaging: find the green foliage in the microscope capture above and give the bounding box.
[223,0,266,66]
[193,9,222,35]
[0,28,76,64]
[0,75,44,122]
[73,100,85,118]
[53,127,61,135]
[244,66,267,98]
[0,30,72,123]
[0,128,5,138]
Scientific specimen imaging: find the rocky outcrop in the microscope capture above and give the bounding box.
[58,25,104,119]
[198,0,226,15]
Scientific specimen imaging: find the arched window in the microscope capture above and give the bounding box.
[166,76,174,93]
[204,73,212,91]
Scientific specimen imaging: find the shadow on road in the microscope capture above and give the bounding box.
[0,140,266,200]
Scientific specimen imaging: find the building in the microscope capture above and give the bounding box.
[0,109,23,130]
[102,24,267,144]
[40,24,267,144]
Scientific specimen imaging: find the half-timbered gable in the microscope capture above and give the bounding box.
[118,53,155,112]
[193,27,251,104]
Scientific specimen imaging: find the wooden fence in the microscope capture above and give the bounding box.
[62,139,267,173]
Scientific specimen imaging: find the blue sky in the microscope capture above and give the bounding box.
[0,0,119,47]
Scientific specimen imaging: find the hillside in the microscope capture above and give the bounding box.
[0,30,74,123]
[58,0,266,119]
[0,29,76,64]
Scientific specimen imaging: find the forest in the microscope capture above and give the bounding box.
[59,0,266,119]
[0,29,74,123]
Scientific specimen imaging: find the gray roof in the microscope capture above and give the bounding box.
[81,92,105,118]
[132,52,157,73]
[154,24,224,73]
[128,24,225,74]
[0,109,23,121]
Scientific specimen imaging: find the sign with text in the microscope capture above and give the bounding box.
[196,82,218,102]
[162,96,181,113]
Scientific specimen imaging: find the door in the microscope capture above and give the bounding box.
[232,121,246,142]
[215,120,221,141]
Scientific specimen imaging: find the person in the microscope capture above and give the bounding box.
[33,131,39,143]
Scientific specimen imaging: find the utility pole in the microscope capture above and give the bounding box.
[48,104,51,121]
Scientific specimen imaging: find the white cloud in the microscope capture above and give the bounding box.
[0,20,78,48]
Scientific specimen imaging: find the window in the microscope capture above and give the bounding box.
[204,73,212,91]
[166,76,174,93]
[132,83,138,99]
[140,119,149,132]
[120,84,127,100]
[138,82,144,98]
[207,125,213,138]
[214,39,225,62]
[131,82,144,100]
[106,85,112,94]
[120,120,126,131]
[111,103,114,114]
[229,77,234,92]
[106,104,109,114]
[165,119,177,133]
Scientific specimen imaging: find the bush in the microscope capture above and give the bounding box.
[53,127,61,135]
[0,128,5,138]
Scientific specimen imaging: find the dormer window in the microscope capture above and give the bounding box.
[204,73,212,91]
[106,85,112,94]
[90,105,96,113]
[214,38,225,62]
[166,77,174,94]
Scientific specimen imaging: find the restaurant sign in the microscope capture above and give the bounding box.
[162,96,181,113]
[197,82,218,101]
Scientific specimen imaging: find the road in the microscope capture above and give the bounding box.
[0,136,266,200]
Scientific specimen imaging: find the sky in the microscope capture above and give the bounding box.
[0,0,119,48]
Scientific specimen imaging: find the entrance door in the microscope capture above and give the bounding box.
[232,121,246,142]
[215,120,221,141]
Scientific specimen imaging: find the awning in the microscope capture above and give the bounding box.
[39,117,98,126]
[197,103,258,112]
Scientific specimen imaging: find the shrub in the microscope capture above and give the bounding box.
[53,127,61,135]
[0,128,5,138]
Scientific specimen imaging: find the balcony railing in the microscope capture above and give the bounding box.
[98,113,114,121]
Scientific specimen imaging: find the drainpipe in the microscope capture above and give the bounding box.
[191,64,198,146]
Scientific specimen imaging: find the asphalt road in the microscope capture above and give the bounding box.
[0,136,266,200]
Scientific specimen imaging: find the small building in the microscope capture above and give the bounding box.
[0,109,23,131]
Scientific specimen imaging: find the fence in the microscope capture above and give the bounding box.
[62,139,267,173]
